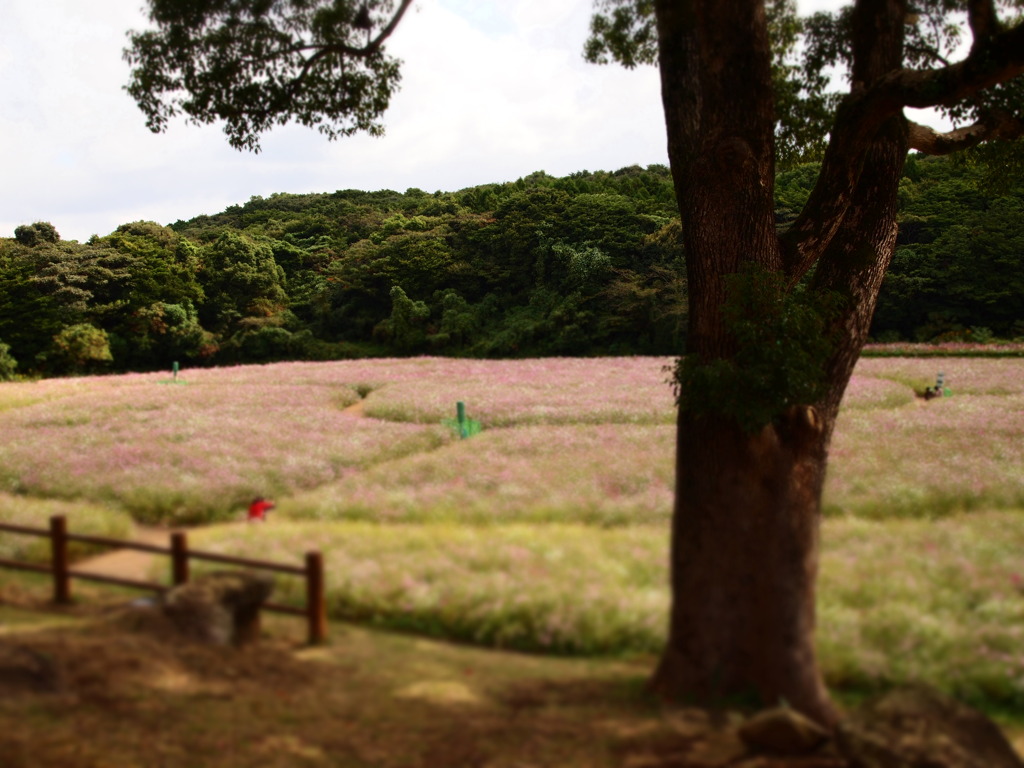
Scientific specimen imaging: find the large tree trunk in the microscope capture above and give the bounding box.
[650,125,904,725]
[652,406,837,725]
[650,0,908,727]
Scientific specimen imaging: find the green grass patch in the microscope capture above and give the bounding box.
[862,344,1024,358]
[330,387,363,409]
[818,512,1024,712]
[0,493,134,563]
[190,510,1024,714]
[193,521,669,656]
[823,488,1024,520]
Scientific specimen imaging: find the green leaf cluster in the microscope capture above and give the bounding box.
[0,341,17,381]
[125,0,406,151]
[674,268,843,433]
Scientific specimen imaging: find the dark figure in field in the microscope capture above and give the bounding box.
[247,497,275,522]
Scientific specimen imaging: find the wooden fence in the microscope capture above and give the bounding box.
[0,515,327,644]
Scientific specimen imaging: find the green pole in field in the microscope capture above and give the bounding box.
[456,401,467,438]
[173,361,179,380]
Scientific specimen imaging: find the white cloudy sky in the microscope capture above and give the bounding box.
[2,0,909,242]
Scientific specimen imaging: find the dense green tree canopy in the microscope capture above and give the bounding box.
[13,222,60,247]
[2,157,1021,376]
[0,167,687,373]
[0,341,17,381]
[49,323,113,374]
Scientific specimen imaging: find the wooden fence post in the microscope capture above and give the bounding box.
[171,532,189,586]
[305,551,326,645]
[50,515,70,604]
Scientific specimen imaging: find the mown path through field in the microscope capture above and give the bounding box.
[340,398,367,417]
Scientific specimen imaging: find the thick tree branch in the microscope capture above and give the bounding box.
[276,0,415,56]
[967,0,1000,45]
[890,21,1024,110]
[779,0,906,282]
[904,44,950,68]
[245,0,413,128]
[284,0,415,59]
[214,0,415,69]
[271,0,414,103]
[909,113,1024,154]
[781,9,1024,280]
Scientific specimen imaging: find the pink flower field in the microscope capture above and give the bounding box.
[830,357,1024,516]
[286,423,677,525]
[853,356,1024,396]
[0,375,443,523]
[0,356,1021,523]
[355,357,678,425]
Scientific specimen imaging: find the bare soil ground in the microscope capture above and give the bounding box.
[0,582,748,768]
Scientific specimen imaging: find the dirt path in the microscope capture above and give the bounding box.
[340,399,367,417]
[72,525,179,583]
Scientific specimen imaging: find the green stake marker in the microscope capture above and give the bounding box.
[456,401,467,438]
[173,361,179,380]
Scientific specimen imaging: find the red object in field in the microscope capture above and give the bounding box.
[248,498,275,522]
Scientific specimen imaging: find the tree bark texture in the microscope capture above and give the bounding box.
[650,0,910,727]
[654,407,837,724]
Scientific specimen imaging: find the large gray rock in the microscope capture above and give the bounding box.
[836,685,1024,768]
[162,570,274,646]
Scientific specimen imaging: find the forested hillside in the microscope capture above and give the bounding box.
[1,156,1021,376]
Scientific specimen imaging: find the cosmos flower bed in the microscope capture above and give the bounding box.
[0,375,445,523]
[356,357,677,426]
[1,357,1020,526]
[286,423,677,526]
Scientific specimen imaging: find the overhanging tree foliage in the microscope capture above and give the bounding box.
[125,0,1024,726]
[125,0,414,151]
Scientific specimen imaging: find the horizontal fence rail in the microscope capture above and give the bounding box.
[0,557,51,574]
[0,522,52,538]
[0,516,326,644]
